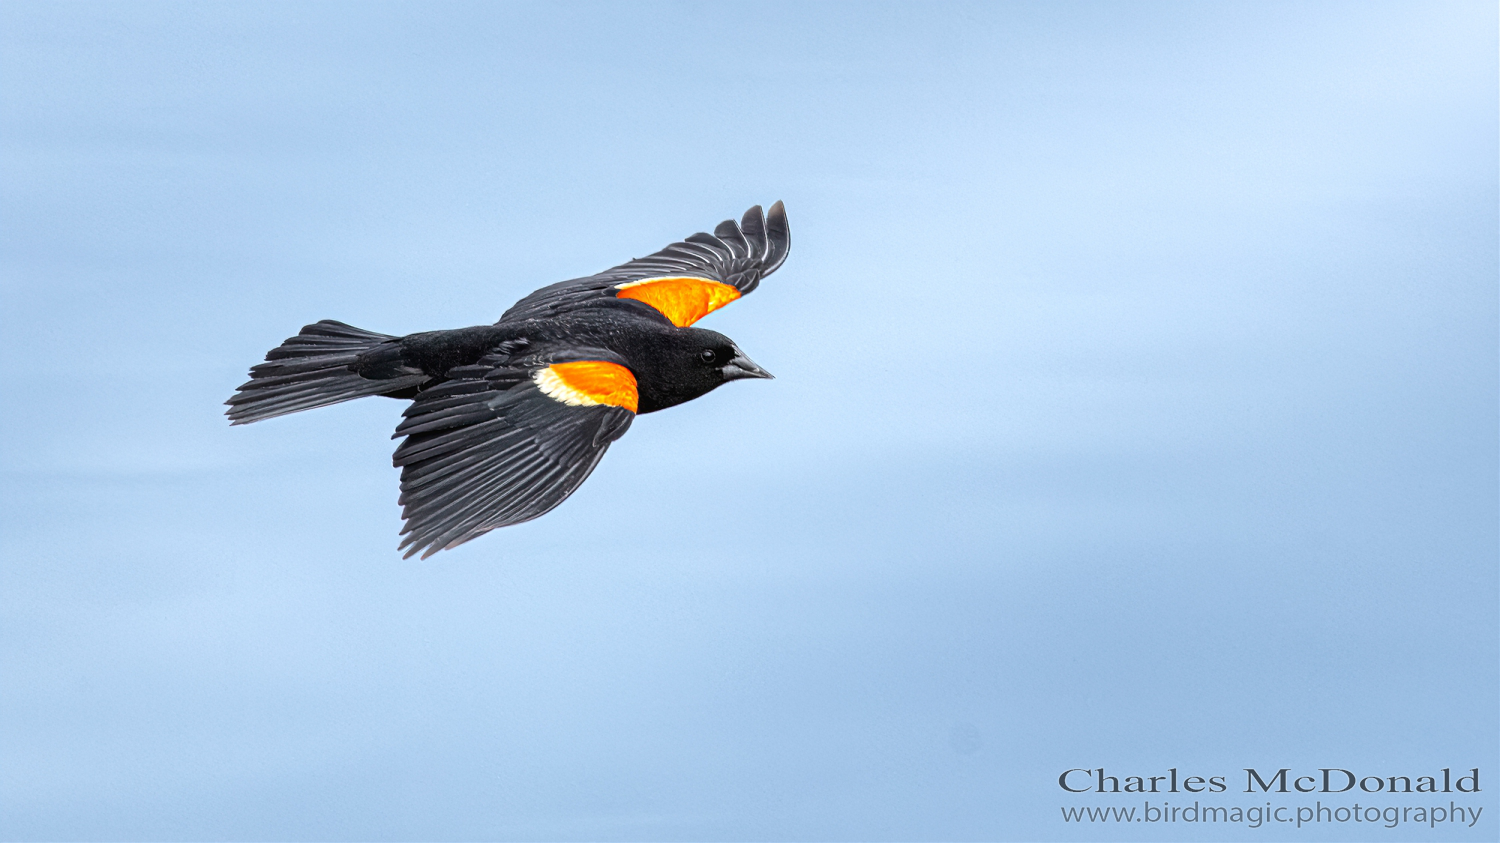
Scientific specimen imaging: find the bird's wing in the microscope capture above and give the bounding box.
[501,201,789,327]
[391,347,636,558]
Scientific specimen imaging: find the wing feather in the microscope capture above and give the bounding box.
[500,201,789,324]
[391,352,635,559]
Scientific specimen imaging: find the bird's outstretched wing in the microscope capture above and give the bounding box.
[501,201,789,327]
[391,346,636,559]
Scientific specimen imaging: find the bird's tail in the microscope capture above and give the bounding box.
[226,320,423,425]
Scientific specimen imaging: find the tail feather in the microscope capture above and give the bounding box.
[226,320,423,425]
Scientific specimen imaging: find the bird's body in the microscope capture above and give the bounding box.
[355,306,760,413]
[228,203,787,558]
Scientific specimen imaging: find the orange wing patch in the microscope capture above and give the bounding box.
[533,361,639,413]
[614,276,741,327]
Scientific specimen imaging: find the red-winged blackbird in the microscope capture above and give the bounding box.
[228,202,788,558]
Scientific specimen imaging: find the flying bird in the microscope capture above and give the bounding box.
[228,202,788,558]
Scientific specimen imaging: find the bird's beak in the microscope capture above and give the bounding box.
[722,351,774,381]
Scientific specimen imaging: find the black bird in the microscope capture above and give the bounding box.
[228,202,788,558]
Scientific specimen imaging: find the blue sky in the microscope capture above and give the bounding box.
[1,2,1495,840]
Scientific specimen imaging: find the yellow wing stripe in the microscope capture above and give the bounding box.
[614,276,741,327]
[533,361,638,413]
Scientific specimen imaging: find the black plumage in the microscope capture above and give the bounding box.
[227,202,788,557]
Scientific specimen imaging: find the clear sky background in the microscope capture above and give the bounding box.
[1,2,1495,841]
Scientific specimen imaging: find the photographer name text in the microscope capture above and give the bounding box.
[1058,767,1481,795]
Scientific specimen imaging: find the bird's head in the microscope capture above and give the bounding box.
[634,327,773,413]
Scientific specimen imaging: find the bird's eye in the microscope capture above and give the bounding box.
[699,349,718,363]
